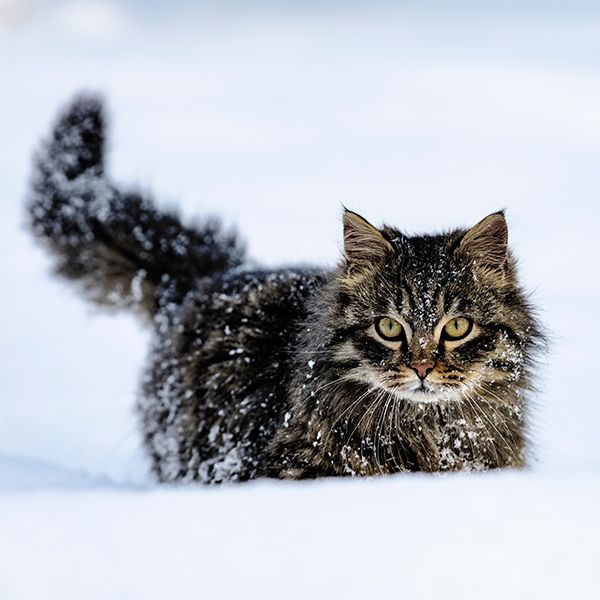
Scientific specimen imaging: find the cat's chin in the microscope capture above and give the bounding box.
[390,381,463,405]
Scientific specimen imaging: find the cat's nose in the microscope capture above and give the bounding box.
[410,360,435,380]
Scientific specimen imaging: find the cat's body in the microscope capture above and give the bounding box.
[28,96,543,483]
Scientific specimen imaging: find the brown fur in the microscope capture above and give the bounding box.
[29,95,545,483]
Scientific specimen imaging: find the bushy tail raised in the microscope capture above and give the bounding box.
[28,94,244,317]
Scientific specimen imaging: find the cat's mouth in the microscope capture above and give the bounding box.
[390,379,462,404]
[358,369,464,404]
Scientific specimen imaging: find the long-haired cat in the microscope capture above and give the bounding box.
[28,95,543,483]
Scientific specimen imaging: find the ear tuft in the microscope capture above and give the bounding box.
[343,209,394,267]
[458,212,508,274]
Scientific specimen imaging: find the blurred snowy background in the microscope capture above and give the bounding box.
[0,1,599,598]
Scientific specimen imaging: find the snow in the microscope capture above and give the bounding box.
[1,1,599,598]
[1,470,599,599]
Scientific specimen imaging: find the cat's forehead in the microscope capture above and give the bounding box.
[392,230,454,256]
[388,231,469,326]
[392,232,459,278]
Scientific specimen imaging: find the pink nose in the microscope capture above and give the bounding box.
[410,360,435,380]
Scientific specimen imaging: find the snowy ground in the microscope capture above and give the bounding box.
[1,1,599,598]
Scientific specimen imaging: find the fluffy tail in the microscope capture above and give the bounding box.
[28,94,244,317]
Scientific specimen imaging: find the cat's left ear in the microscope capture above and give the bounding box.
[457,211,508,276]
[343,209,394,270]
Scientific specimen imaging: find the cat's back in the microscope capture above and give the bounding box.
[190,265,329,342]
[140,266,329,483]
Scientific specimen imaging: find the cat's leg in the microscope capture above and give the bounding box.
[28,94,245,318]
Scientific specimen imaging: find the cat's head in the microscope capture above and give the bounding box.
[326,209,539,405]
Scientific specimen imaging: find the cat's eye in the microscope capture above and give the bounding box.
[442,317,472,341]
[375,317,404,341]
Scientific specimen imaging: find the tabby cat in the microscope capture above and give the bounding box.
[28,95,543,483]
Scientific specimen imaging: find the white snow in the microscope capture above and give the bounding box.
[1,1,599,599]
[1,469,598,599]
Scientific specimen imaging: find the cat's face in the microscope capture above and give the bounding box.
[329,210,531,405]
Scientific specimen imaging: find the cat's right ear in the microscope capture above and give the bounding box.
[343,209,394,271]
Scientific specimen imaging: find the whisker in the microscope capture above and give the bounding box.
[310,375,352,395]
[461,383,520,466]
[323,384,375,446]
[347,389,385,453]
[374,392,393,473]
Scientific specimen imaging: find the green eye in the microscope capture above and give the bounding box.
[375,317,404,341]
[442,317,472,341]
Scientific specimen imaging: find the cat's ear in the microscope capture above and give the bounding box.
[458,212,508,275]
[343,209,394,268]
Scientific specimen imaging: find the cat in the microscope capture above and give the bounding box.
[28,95,544,483]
